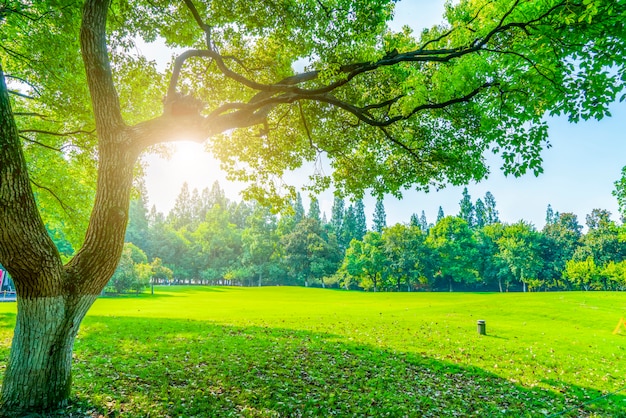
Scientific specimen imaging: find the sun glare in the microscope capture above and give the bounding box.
[145,140,238,213]
[169,141,211,172]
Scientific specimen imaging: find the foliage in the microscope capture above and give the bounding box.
[372,199,387,233]
[106,243,151,294]
[426,216,478,291]
[130,182,626,293]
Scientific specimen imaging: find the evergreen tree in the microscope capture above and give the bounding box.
[545,204,555,225]
[208,180,227,209]
[330,196,345,233]
[409,213,420,227]
[340,205,357,249]
[294,192,305,224]
[458,187,475,228]
[168,182,193,229]
[420,210,429,232]
[437,206,445,223]
[230,201,253,229]
[474,198,486,229]
[372,199,387,233]
[484,192,500,224]
[308,196,321,222]
[190,187,203,227]
[148,204,165,228]
[125,186,150,251]
[354,199,367,240]
[200,187,212,218]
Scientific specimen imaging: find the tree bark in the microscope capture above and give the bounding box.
[1,295,96,414]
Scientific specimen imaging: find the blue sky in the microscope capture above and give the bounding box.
[143,0,626,229]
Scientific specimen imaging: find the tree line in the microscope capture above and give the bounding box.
[90,181,626,293]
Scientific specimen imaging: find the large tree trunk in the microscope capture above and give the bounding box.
[1,295,96,413]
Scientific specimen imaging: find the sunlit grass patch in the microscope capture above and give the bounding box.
[0,288,624,416]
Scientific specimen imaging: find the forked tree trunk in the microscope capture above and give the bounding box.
[1,294,97,413]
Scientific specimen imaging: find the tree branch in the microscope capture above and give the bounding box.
[80,0,125,134]
[8,90,35,100]
[19,128,96,137]
[19,134,62,152]
[4,74,42,96]
[29,179,74,214]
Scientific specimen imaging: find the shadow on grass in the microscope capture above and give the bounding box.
[56,316,626,418]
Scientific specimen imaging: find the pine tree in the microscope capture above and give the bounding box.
[208,180,227,209]
[372,199,387,233]
[168,182,193,229]
[545,204,555,225]
[294,192,305,224]
[354,199,367,240]
[484,191,500,225]
[190,187,203,226]
[409,213,420,227]
[308,196,321,222]
[474,198,486,229]
[437,206,445,223]
[330,196,345,233]
[125,184,150,250]
[340,205,357,249]
[458,187,475,228]
[420,210,429,232]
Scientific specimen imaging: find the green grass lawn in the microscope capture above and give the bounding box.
[0,287,625,417]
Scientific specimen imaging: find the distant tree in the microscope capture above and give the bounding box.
[339,205,357,249]
[230,201,253,229]
[602,260,626,290]
[409,213,420,228]
[563,257,600,291]
[574,209,626,287]
[426,216,478,291]
[330,196,345,234]
[242,205,279,286]
[308,196,321,222]
[342,231,387,291]
[484,192,500,225]
[458,188,475,228]
[125,188,150,252]
[476,223,512,292]
[474,198,486,229]
[382,224,425,291]
[420,211,429,232]
[542,212,583,288]
[496,222,544,292]
[613,167,626,221]
[585,208,613,230]
[282,218,337,287]
[372,199,387,233]
[294,192,305,224]
[436,206,445,223]
[150,257,173,286]
[107,243,150,294]
[545,204,555,225]
[194,204,243,282]
[168,182,193,229]
[354,199,368,240]
[207,180,228,209]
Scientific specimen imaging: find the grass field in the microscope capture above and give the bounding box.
[0,287,625,417]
